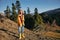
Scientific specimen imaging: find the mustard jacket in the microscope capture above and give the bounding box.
[18,15,22,27]
[17,10,25,27]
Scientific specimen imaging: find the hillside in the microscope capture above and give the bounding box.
[0,14,60,40]
[0,14,39,40]
[41,8,60,14]
[40,8,60,26]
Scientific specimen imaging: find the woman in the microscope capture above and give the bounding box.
[18,10,25,39]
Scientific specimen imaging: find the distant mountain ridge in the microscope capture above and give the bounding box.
[41,8,60,14]
[40,8,60,26]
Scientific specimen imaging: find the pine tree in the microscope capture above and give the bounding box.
[16,0,21,11]
[34,8,38,15]
[27,7,30,14]
[11,3,17,22]
[4,6,11,18]
[34,8,44,28]
[24,10,26,15]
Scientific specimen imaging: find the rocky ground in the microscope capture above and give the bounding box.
[0,14,60,40]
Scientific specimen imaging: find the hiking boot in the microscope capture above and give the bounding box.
[22,33,25,38]
[19,33,22,39]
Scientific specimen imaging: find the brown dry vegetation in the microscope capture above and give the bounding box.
[0,14,60,40]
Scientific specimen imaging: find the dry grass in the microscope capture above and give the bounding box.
[0,14,60,40]
[41,31,60,38]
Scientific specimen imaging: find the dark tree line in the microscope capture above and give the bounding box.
[4,0,20,22]
[4,0,44,30]
[25,8,44,30]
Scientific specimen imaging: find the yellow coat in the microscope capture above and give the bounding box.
[22,14,25,26]
[18,15,22,27]
[17,10,25,27]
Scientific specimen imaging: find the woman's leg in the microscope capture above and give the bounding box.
[18,27,21,33]
[21,26,25,38]
[18,26,22,39]
[21,26,24,33]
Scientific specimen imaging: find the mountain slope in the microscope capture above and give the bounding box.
[0,14,39,40]
[40,8,60,26]
[41,8,60,14]
[0,14,60,40]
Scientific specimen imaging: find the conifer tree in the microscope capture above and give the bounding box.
[11,3,17,22]
[16,0,21,11]
[4,6,11,18]
[27,7,30,14]
[34,8,44,27]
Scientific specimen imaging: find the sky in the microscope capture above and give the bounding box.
[0,0,60,13]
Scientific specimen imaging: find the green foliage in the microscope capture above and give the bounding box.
[41,12,60,26]
[4,0,20,22]
[10,14,18,22]
[27,7,30,14]
[33,13,44,28]
[10,3,17,22]
[4,0,45,30]
[34,8,43,25]
[56,16,60,26]
[34,8,41,25]
[16,0,21,10]
[34,8,38,14]
[24,10,26,15]
[25,14,35,30]
[25,8,44,30]
[55,30,60,33]
[4,6,11,18]
[12,3,16,10]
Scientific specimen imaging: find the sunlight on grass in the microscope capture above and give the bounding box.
[45,32,60,38]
